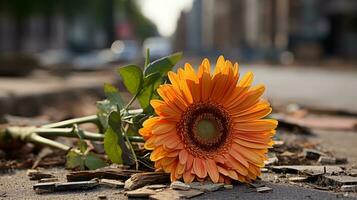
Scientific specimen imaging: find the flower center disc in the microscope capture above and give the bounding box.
[179,103,231,155]
[196,119,218,140]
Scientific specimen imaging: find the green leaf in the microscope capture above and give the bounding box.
[104,83,124,109]
[72,125,87,153]
[107,110,122,132]
[108,111,134,165]
[137,86,153,109]
[137,72,162,109]
[84,153,107,170]
[104,111,133,165]
[117,65,143,95]
[66,150,85,170]
[144,52,182,77]
[96,100,113,129]
[104,124,123,164]
[143,72,161,87]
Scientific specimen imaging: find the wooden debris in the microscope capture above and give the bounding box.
[336,157,348,164]
[149,190,181,200]
[100,179,124,188]
[124,172,170,190]
[145,184,167,190]
[279,151,296,157]
[273,140,284,147]
[97,195,107,200]
[224,184,233,190]
[261,168,269,173]
[264,156,279,166]
[271,114,313,134]
[288,176,308,182]
[170,181,190,191]
[33,180,98,193]
[318,156,336,165]
[341,185,357,192]
[303,149,326,160]
[125,188,155,198]
[272,114,357,131]
[189,182,224,192]
[248,181,265,188]
[38,178,59,183]
[320,175,357,186]
[27,169,55,180]
[271,165,343,176]
[149,189,203,200]
[67,168,140,182]
[256,186,273,193]
[0,192,7,198]
[347,169,357,177]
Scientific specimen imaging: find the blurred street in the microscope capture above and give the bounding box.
[1,0,357,199]
[241,64,357,113]
[2,62,357,117]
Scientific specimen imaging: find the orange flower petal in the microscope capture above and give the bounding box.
[193,158,207,178]
[236,119,278,132]
[232,143,264,167]
[150,146,167,161]
[217,165,230,176]
[183,170,195,183]
[205,159,220,183]
[144,136,155,150]
[142,56,276,184]
[228,147,249,168]
[161,157,176,166]
[224,72,254,106]
[224,154,248,176]
[228,84,265,111]
[234,138,272,149]
[179,149,188,165]
[232,107,272,122]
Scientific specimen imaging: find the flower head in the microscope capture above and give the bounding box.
[139,56,277,183]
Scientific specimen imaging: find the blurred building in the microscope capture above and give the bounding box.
[175,0,357,62]
[0,0,157,54]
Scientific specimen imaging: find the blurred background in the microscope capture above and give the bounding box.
[0,0,357,120]
[2,0,357,175]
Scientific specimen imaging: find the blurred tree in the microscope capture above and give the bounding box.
[115,0,158,40]
[0,0,157,50]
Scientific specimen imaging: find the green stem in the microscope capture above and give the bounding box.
[123,93,139,111]
[4,127,72,151]
[35,127,144,143]
[127,136,145,143]
[4,126,145,151]
[35,128,104,141]
[122,126,139,170]
[127,109,143,115]
[35,127,143,143]
[144,48,150,68]
[42,115,98,128]
[30,133,71,151]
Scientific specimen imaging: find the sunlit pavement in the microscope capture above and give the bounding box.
[240,65,357,113]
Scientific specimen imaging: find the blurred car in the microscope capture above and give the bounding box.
[110,40,140,62]
[72,49,113,71]
[142,37,173,60]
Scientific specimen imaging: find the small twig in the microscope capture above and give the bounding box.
[123,125,139,170]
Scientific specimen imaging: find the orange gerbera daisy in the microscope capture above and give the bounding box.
[139,56,277,184]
